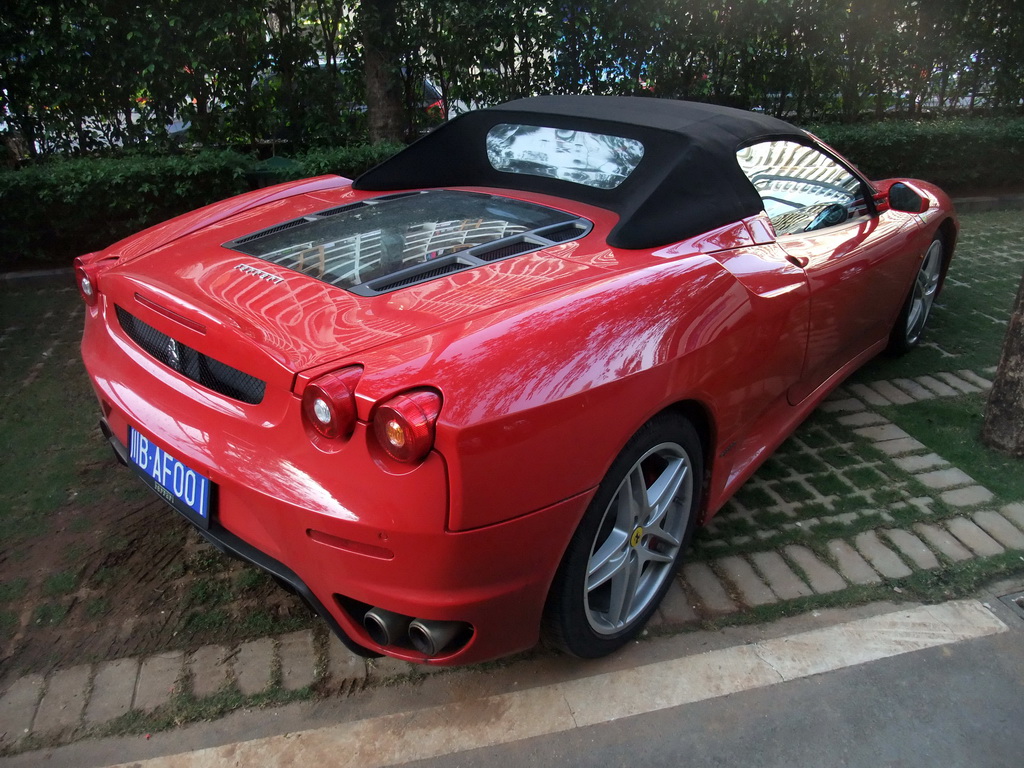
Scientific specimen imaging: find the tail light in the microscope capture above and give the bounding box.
[373,389,442,463]
[302,367,362,440]
[73,256,102,306]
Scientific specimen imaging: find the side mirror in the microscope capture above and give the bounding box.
[888,182,930,214]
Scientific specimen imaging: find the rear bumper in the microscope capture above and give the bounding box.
[102,420,379,659]
[97,407,589,665]
[83,294,591,665]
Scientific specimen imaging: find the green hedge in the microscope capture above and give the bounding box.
[0,144,402,270]
[2,121,1022,271]
[811,118,1024,192]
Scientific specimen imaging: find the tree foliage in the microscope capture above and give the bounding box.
[2,0,1024,156]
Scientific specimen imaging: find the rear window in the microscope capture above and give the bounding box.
[486,124,645,190]
[224,190,589,295]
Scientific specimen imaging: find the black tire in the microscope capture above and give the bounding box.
[887,232,947,355]
[543,413,703,658]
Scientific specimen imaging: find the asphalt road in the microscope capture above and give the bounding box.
[398,627,1022,768]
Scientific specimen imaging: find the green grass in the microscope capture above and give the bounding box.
[186,578,233,607]
[0,609,18,639]
[0,578,28,603]
[42,571,77,597]
[182,609,229,633]
[33,602,68,626]
[844,466,887,489]
[234,567,271,592]
[807,474,851,497]
[0,289,109,547]
[86,598,110,619]
[879,393,1024,503]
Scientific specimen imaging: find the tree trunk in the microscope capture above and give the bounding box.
[981,268,1024,457]
[362,0,404,143]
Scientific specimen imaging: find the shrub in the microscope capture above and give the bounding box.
[1,151,251,269]
[811,118,1024,192]
[0,143,404,269]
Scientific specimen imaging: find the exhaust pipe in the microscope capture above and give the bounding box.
[363,607,410,647]
[408,618,464,656]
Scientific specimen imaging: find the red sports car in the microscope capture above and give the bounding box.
[76,96,957,664]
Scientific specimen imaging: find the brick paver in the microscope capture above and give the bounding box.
[279,630,317,691]
[915,468,975,490]
[935,372,981,394]
[682,562,737,614]
[750,552,812,599]
[190,645,230,698]
[134,651,183,712]
[33,665,90,734]
[718,556,777,606]
[1001,503,1024,531]
[892,453,948,473]
[854,531,913,579]
[972,510,1024,550]
[235,638,275,696]
[892,378,934,400]
[916,375,959,397]
[827,540,882,584]
[873,437,928,456]
[883,530,940,570]
[0,674,44,746]
[85,658,138,725]
[869,381,915,405]
[945,518,1005,556]
[853,424,911,442]
[848,384,891,407]
[940,486,995,507]
[658,580,699,624]
[956,370,992,389]
[327,634,368,687]
[836,411,888,427]
[914,523,974,562]
[783,546,847,594]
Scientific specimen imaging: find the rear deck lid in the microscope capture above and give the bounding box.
[99,189,603,385]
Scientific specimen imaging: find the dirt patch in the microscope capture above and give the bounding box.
[0,452,316,687]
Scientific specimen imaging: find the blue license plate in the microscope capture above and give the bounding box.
[128,426,213,528]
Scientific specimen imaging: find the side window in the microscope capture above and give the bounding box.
[736,141,869,236]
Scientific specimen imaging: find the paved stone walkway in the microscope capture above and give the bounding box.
[2,367,1022,753]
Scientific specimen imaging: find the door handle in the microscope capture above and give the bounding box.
[786,254,809,268]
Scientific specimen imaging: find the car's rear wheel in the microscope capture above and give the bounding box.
[543,413,702,658]
[888,233,946,354]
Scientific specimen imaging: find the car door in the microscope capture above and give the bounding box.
[736,140,922,403]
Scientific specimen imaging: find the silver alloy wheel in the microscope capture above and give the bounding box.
[584,442,693,635]
[905,238,944,345]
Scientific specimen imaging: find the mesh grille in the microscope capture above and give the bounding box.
[544,226,583,243]
[375,262,465,291]
[233,218,308,245]
[475,241,536,262]
[115,306,266,405]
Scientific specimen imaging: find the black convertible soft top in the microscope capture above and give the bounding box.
[354,95,809,249]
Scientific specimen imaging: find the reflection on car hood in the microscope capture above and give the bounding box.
[101,193,614,375]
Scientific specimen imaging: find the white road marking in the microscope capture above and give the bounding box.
[108,600,1007,768]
